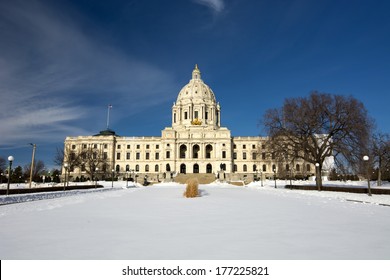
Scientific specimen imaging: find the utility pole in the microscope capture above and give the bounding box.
[29,143,36,188]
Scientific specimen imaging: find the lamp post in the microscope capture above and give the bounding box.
[63,163,68,191]
[29,143,36,188]
[260,171,263,187]
[273,168,277,188]
[363,155,372,196]
[111,169,115,188]
[126,171,129,187]
[95,167,99,188]
[315,163,320,191]
[6,156,14,195]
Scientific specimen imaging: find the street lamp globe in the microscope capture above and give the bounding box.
[363,155,369,161]
[6,155,14,195]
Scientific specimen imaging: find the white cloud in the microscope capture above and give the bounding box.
[193,0,225,13]
[0,0,176,146]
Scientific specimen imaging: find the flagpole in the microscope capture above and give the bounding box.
[106,104,112,130]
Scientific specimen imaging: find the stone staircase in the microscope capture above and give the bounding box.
[174,173,216,184]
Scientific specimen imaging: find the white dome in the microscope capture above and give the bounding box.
[176,64,216,105]
[172,65,221,129]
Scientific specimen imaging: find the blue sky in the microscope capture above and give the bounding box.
[1,0,389,169]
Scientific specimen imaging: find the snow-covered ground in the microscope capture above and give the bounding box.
[0,180,389,260]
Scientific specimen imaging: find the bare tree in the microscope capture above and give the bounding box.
[79,147,109,181]
[371,132,390,186]
[57,146,81,173]
[24,160,46,182]
[0,156,6,173]
[262,91,373,190]
[53,147,65,167]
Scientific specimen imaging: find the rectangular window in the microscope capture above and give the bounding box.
[136,152,140,160]
[136,145,140,149]
[252,144,256,149]
[71,145,76,149]
[233,152,237,159]
[83,144,87,149]
[205,112,208,119]
[243,145,246,149]
[146,144,150,149]
[103,152,108,160]
[93,144,98,149]
[126,152,130,160]
[262,152,266,160]
[156,145,160,149]
[243,152,247,160]
[116,153,121,160]
[155,153,159,160]
[184,112,188,119]
[104,144,108,149]
[233,144,237,149]
[146,152,150,160]
[194,111,198,119]
[127,145,130,149]
[166,151,170,159]
[117,144,121,149]
[252,153,256,160]
[222,151,226,159]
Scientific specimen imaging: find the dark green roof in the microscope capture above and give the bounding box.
[94,129,118,136]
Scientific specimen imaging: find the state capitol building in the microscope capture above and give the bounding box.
[63,65,314,184]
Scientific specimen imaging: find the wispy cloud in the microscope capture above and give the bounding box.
[193,0,225,13]
[0,0,176,146]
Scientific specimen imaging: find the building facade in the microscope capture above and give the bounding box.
[63,65,314,183]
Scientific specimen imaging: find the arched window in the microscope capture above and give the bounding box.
[166,164,171,172]
[145,164,149,172]
[135,165,139,172]
[272,164,276,172]
[193,163,199,173]
[126,164,130,171]
[296,164,300,172]
[243,164,247,172]
[262,164,267,172]
[193,145,200,159]
[155,165,159,172]
[206,163,212,173]
[180,164,186,174]
[286,164,290,171]
[206,144,213,159]
[306,164,311,172]
[253,164,257,172]
[116,164,120,172]
[180,144,187,159]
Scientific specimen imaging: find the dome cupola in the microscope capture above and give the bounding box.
[172,65,221,129]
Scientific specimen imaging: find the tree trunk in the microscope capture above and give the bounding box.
[316,165,323,191]
[377,157,382,186]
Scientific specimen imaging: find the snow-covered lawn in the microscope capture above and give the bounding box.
[0,180,389,260]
